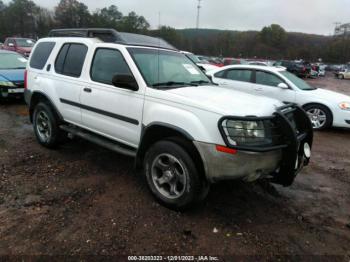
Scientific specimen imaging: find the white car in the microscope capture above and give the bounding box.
[24,29,313,209]
[337,69,350,80]
[209,65,350,130]
[181,51,219,72]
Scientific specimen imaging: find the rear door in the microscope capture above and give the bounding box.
[50,43,88,124]
[80,47,144,148]
[214,68,255,95]
[253,70,296,103]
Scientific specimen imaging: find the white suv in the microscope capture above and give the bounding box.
[24,29,313,210]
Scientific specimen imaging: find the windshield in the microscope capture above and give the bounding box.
[186,53,201,63]
[0,53,27,69]
[128,48,212,88]
[280,70,316,90]
[15,38,35,47]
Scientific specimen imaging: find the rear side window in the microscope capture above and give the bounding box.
[30,42,56,70]
[55,43,88,77]
[90,48,132,85]
[226,69,252,83]
[214,70,226,78]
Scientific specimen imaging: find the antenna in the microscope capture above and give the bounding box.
[196,0,202,29]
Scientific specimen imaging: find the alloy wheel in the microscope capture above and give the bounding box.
[36,111,52,142]
[306,108,327,129]
[150,153,187,199]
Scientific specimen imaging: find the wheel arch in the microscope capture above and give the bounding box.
[302,102,334,125]
[135,123,206,181]
[29,91,63,123]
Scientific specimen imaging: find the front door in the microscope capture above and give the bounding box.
[253,70,296,104]
[81,47,144,148]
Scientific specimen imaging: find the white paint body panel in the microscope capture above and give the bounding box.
[209,65,350,128]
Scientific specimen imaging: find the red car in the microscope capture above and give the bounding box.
[1,37,35,57]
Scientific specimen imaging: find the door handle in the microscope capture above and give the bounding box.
[254,87,263,91]
[83,88,92,93]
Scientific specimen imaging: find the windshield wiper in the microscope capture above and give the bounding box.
[190,80,212,85]
[152,81,198,88]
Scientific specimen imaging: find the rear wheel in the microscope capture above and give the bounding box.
[144,140,207,210]
[33,102,65,148]
[304,104,332,130]
[338,74,344,80]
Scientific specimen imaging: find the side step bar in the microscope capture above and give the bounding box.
[60,125,137,158]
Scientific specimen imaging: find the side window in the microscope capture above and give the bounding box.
[226,69,252,83]
[91,48,132,85]
[214,70,225,78]
[29,42,56,70]
[8,39,15,46]
[55,43,88,77]
[255,71,284,87]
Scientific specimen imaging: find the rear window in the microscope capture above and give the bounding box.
[55,43,88,77]
[29,42,55,70]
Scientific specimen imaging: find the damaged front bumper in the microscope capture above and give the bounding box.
[195,104,313,186]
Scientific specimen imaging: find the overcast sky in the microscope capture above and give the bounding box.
[4,0,349,35]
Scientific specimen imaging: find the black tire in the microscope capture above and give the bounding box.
[339,74,344,80]
[33,102,64,148]
[304,104,332,130]
[144,140,205,210]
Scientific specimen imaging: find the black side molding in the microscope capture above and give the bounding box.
[60,98,139,125]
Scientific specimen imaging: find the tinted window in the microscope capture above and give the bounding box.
[226,69,252,82]
[30,42,55,70]
[55,43,88,77]
[91,48,132,85]
[54,44,69,74]
[255,71,283,87]
[214,70,225,78]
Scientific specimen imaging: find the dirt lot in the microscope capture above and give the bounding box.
[0,74,350,259]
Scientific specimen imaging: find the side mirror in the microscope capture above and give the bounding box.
[112,74,139,91]
[198,65,206,72]
[8,43,14,47]
[278,83,289,89]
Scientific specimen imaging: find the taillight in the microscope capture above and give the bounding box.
[24,70,27,89]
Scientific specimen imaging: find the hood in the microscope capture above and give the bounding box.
[307,88,350,102]
[165,85,284,116]
[197,63,218,72]
[16,47,32,52]
[0,69,25,82]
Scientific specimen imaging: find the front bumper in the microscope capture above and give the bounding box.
[196,105,313,186]
[333,108,350,128]
[0,86,25,98]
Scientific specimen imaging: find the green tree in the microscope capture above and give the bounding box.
[119,11,150,33]
[55,0,91,28]
[3,0,39,37]
[91,5,122,28]
[260,24,287,50]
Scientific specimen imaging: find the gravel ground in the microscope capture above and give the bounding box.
[0,74,349,260]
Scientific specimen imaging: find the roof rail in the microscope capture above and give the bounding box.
[48,28,177,51]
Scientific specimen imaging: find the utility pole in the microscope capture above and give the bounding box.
[334,22,341,36]
[196,0,202,29]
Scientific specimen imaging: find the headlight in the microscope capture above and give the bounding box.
[222,119,274,146]
[339,102,350,111]
[0,81,15,87]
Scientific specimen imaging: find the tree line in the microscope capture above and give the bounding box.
[0,0,349,63]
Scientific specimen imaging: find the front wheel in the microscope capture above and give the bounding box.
[304,104,332,130]
[144,140,207,210]
[338,74,344,80]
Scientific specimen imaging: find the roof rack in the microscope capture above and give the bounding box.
[48,28,177,51]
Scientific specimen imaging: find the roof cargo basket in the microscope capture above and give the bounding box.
[48,28,177,50]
